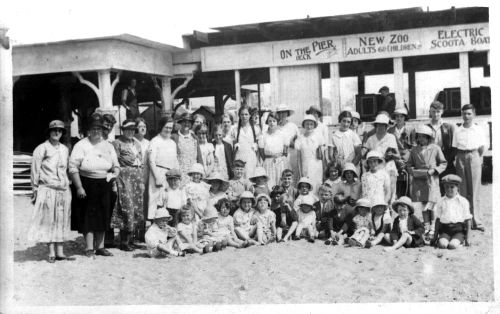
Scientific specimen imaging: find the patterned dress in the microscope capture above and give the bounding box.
[111,136,145,232]
[177,132,199,186]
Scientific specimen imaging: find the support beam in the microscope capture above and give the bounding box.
[161,76,172,116]
[98,70,112,109]
[408,70,416,119]
[171,73,194,113]
[234,69,241,109]
[269,67,280,106]
[329,62,341,120]
[73,72,100,104]
[459,52,470,106]
[393,57,405,109]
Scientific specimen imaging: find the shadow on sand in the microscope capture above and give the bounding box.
[14,236,86,262]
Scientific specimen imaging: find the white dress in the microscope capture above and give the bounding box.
[279,121,300,172]
[259,129,287,189]
[295,134,323,192]
[230,124,261,178]
[198,142,215,177]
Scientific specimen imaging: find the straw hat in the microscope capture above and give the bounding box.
[239,191,256,206]
[373,114,390,125]
[305,105,323,117]
[415,124,434,138]
[392,196,414,215]
[154,208,172,220]
[341,162,359,179]
[204,172,229,185]
[297,177,313,189]
[188,163,205,176]
[256,193,272,205]
[275,104,295,116]
[166,168,182,179]
[202,206,218,221]
[393,107,408,120]
[354,198,371,211]
[442,174,462,185]
[88,114,104,129]
[302,114,318,128]
[366,150,384,162]
[249,167,269,182]
[47,120,66,134]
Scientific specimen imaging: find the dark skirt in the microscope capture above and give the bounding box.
[71,176,112,234]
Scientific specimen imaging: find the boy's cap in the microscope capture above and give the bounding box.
[166,168,181,178]
[154,208,172,220]
[442,174,462,185]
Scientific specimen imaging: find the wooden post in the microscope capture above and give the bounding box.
[269,67,280,106]
[459,52,471,106]
[0,24,13,313]
[408,70,416,119]
[329,62,341,120]
[393,57,405,109]
[161,76,172,116]
[234,70,241,109]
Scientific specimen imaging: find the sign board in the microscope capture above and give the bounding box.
[201,23,489,71]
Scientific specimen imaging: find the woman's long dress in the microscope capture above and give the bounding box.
[259,129,287,189]
[230,124,261,178]
[295,134,323,191]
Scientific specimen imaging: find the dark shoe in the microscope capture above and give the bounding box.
[104,243,117,249]
[365,241,372,249]
[203,245,211,254]
[85,250,95,258]
[48,256,56,263]
[95,248,113,256]
[292,235,300,241]
[120,244,134,252]
[213,242,222,252]
[55,256,76,261]
[324,239,332,245]
[307,238,315,243]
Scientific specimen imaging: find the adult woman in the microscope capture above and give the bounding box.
[387,107,415,161]
[328,110,362,168]
[69,114,120,258]
[276,104,299,172]
[350,111,369,143]
[258,112,287,189]
[111,119,145,251]
[28,120,73,262]
[363,113,399,159]
[194,124,215,177]
[147,116,179,220]
[173,113,203,186]
[221,113,234,144]
[230,105,261,178]
[295,115,323,191]
[135,117,150,238]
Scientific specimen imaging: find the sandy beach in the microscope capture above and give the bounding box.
[12,183,493,306]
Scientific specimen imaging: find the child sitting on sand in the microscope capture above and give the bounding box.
[197,205,225,252]
[158,168,187,227]
[214,198,245,248]
[176,207,204,254]
[432,174,472,250]
[249,167,271,196]
[384,196,425,252]
[251,194,277,245]
[293,177,319,212]
[183,163,211,221]
[270,185,298,242]
[280,169,298,203]
[347,198,374,247]
[337,163,362,209]
[324,193,354,246]
[314,184,334,239]
[227,160,254,213]
[295,194,318,243]
[366,202,392,248]
[233,191,259,246]
[145,208,184,257]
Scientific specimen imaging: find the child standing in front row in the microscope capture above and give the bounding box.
[295,194,318,243]
[251,194,277,245]
[233,191,259,246]
[158,168,187,227]
[145,208,184,257]
[347,198,374,247]
[183,163,210,221]
[271,185,298,242]
[384,196,425,252]
[215,198,245,248]
[227,159,254,214]
[314,185,334,239]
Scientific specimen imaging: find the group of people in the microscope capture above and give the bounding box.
[27,97,487,261]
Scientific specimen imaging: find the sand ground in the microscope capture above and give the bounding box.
[12,184,493,305]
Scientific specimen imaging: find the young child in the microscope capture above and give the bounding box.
[314,185,334,240]
[270,185,298,242]
[249,167,271,196]
[293,177,319,212]
[361,151,391,206]
[145,208,184,257]
[205,172,230,210]
[407,125,447,242]
[214,198,245,248]
[176,207,204,254]
[324,193,354,245]
[366,202,392,248]
[251,194,277,245]
[233,191,259,246]
[384,196,425,252]
[280,169,298,203]
[295,194,318,243]
[337,162,362,210]
[183,163,211,221]
[227,159,254,214]
[347,198,374,247]
[197,205,225,252]
[158,168,187,227]
[432,174,472,250]
[323,161,343,196]
[384,147,399,204]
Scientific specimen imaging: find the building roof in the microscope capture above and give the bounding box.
[183,6,488,49]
